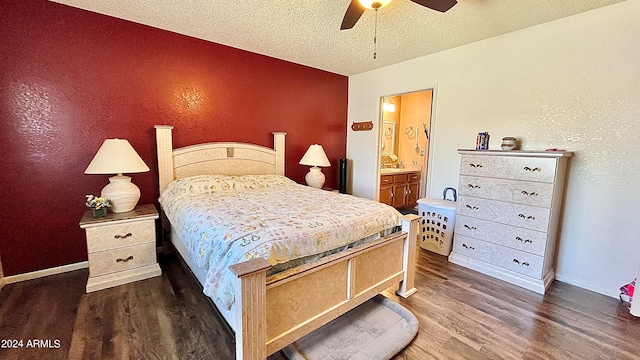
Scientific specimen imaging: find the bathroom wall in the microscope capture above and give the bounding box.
[397,91,432,169]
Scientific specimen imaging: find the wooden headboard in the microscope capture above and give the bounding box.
[154,125,286,193]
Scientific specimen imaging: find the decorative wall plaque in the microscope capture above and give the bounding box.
[351,121,374,131]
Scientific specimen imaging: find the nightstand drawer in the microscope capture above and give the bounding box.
[86,220,155,253]
[88,243,157,277]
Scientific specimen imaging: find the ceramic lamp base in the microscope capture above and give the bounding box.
[305,167,326,189]
[101,175,140,213]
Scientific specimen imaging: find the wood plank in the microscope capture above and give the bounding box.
[2,251,640,360]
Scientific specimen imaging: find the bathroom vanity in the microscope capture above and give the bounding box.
[380,168,421,210]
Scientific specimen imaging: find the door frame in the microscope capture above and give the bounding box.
[376,84,438,203]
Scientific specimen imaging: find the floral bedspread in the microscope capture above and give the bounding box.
[159,175,401,310]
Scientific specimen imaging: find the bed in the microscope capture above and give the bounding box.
[154,125,419,360]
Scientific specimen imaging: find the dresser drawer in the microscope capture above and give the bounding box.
[408,172,420,183]
[460,155,557,183]
[88,242,157,277]
[453,235,544,278]
[457,195,550,232]
[458,175,554,207]
[454,215,547,256]
[381,175,393,185]
[86,220,156,253]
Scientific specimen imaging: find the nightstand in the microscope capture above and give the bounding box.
[80,204,161,293]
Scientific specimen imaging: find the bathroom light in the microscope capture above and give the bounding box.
[383,99,395,112]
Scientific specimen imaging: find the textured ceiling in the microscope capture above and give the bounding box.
[50,0,626,76]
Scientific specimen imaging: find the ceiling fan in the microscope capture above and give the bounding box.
[340,0,458,30]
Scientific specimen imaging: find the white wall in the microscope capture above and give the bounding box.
[347,0,640,297]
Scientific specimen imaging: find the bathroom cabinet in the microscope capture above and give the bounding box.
[380,171,420,209]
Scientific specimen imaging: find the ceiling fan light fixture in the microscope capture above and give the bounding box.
[358,0,393,10]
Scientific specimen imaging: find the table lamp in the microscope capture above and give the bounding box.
[84,139,150,213]
[299,144,331,189]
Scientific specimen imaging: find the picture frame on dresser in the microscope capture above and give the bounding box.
[449,149,572,294]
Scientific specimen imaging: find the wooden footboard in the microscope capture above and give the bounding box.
[229,214,419,360]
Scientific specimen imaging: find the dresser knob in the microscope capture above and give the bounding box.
[467,184,481,189]
[462,243,475,250]
[464,224,476,230]
[469,163,483,168]
[115,232,132,239]
[465,205,479,210]
[523,166,541,172]
[518,214,536,220]
[520,191,539,197]
[116,255,134,263]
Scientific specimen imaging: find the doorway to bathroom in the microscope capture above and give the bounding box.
[378,89,434,213]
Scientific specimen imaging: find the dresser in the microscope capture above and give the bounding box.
[449,150,572,294]
[80,204,161,293]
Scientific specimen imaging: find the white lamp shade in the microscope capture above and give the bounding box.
[84,139,150,175]
[358,0,393,9]
[85,139,149,213]
[299,144,331,167]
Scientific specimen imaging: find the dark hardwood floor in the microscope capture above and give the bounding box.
[1,249,639,360]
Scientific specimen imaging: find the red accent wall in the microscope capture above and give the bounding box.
[0,0,348,276]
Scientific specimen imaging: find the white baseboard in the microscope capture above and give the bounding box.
[4,261,89,285]
[555,273,619,299]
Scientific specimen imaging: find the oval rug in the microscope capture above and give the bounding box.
[283,295,419,360]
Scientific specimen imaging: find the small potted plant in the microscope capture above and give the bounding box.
[85,194,111,218]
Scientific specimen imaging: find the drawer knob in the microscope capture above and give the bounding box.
[467,184,481,189]
[521,191,539,197]
[523,166,541,172]
[464,224,477,230]
[462,243,475,250]
[516,236,533,244]
[465,205,479,210]
[513,258,530,266]
[116,255,134,263]
[115,232,133,239]
[469,163,483,168]
[518,214,536,220]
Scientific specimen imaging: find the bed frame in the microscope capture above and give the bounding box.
[154,125,419,360]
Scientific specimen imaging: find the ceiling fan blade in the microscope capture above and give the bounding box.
[340,0,366,30]
[410,0,457,12]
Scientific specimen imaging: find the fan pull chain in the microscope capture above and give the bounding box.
[373,8,378,59]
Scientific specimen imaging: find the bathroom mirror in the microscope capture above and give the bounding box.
[381,120,396,156]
